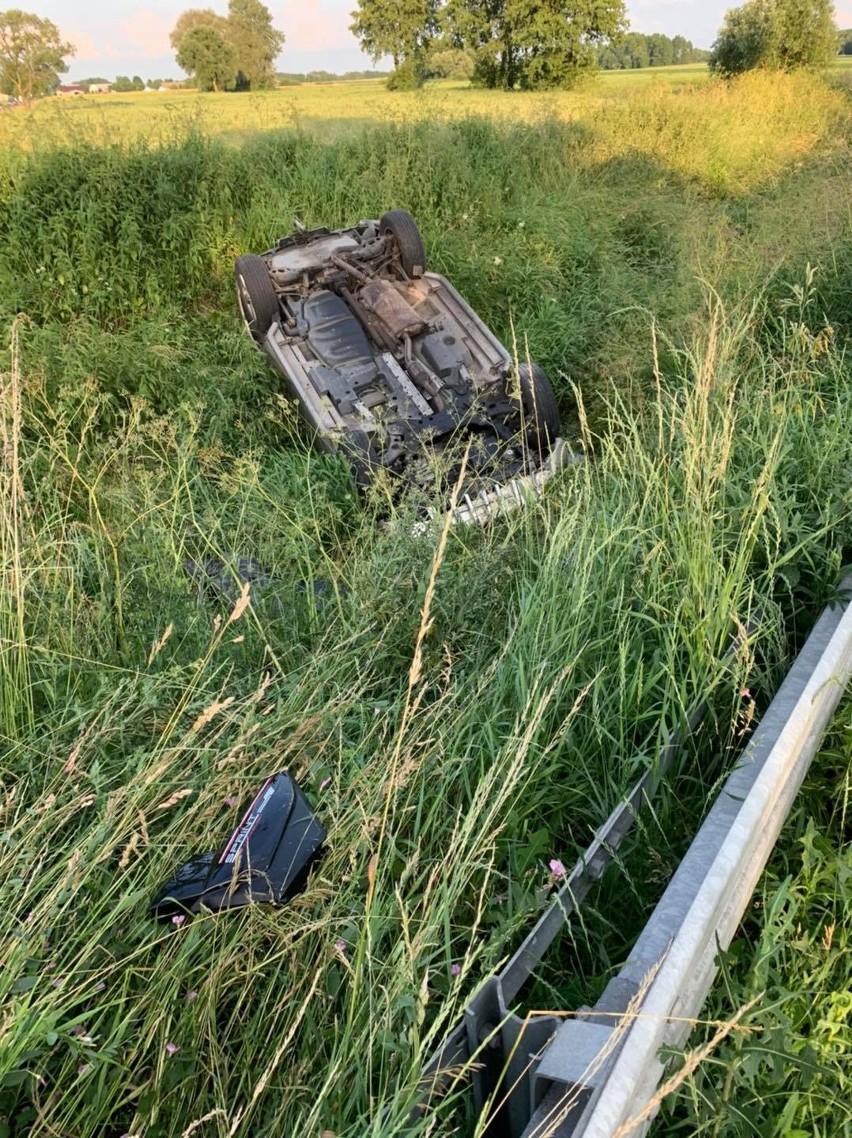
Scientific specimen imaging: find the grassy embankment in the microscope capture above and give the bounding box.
[0,70,851,1136]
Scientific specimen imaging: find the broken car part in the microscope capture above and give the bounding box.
[151,771,326,918]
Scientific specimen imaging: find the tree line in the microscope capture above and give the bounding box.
[0,1,845,105]
[277,70,390,84]
[598,32,709,70]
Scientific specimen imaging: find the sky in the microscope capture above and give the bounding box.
[50,1,852,82]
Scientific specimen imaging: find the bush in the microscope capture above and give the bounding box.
[386,57,426,89]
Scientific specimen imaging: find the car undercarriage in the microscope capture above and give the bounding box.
[235,210,567,520]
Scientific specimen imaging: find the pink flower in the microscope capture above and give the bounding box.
[94,981,106,993]
[451,963,461,977]
[334,938,346,953]
[77,1063,91,1076]
[223,795,237,808]
[186,990,198,1002]
[165,1042,179,1056]
[549,858,567,880]
[171,914,186,928]
[741,687,752,699]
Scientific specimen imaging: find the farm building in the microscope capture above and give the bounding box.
[88,83,111,94]
[57,84,85,96]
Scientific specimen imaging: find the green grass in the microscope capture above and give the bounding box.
[1,70,851,1136]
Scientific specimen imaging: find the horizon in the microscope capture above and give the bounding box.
[44,1,852,84]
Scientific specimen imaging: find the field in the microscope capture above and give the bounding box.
[1,65,851,1137]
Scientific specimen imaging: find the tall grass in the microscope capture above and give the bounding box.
[2,77,852,1134]
[2,281,851,1134]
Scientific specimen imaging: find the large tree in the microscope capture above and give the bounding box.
[170,7,229,51]
[444,0,626,89]
[350,0,438,81]
[0,8,74,101]
[710,0,837,76]
[176,24,238,90]
[171,2,284,90]
[227,0,285,89]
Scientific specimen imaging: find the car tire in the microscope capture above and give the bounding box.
[380,209,426,278]
[235,255,280,343]
[518,362,561,454]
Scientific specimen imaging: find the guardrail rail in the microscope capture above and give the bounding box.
[407,577,852,1138]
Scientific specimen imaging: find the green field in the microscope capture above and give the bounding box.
[2,69,717,150]
[1,65,851,1136]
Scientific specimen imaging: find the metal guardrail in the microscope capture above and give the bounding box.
[523,575,852,1138]
[407,579,852,1138]
[412,629,752,1136]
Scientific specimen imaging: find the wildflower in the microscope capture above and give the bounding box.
[78,1063,91,1076]
[493,256,503,266]
[172,914,186,928]
[94,981,106,993]
[451,963,461,977]
[334,938,346,953]
[549,858,567,880]
[186,990,198,1002]
[223,795,237,808]
[165,1042,179,1056]
[741,687,752,699]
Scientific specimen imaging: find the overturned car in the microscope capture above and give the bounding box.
[235,210,567,522]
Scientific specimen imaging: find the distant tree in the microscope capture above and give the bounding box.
[131,74,145,90]
[710,0,837,76]
[147,77,163,88]
[227,0,284,89]
[670,34,690,63]
[444,0,626,89]
[614,29,649,68]
[840,29,852,54]
[175,25,237,90]
[647,31,673,66]
[0,8,74,101]
[351,0,438,86]
[427,44,475,78]
[113,74,134,91]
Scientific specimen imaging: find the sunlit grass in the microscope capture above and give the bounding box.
[0,69,845,198]
[1,68,852,1136]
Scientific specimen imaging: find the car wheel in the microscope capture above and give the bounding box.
[518,362,561,455]
[235,255,280,343]
[379,209,426,278]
